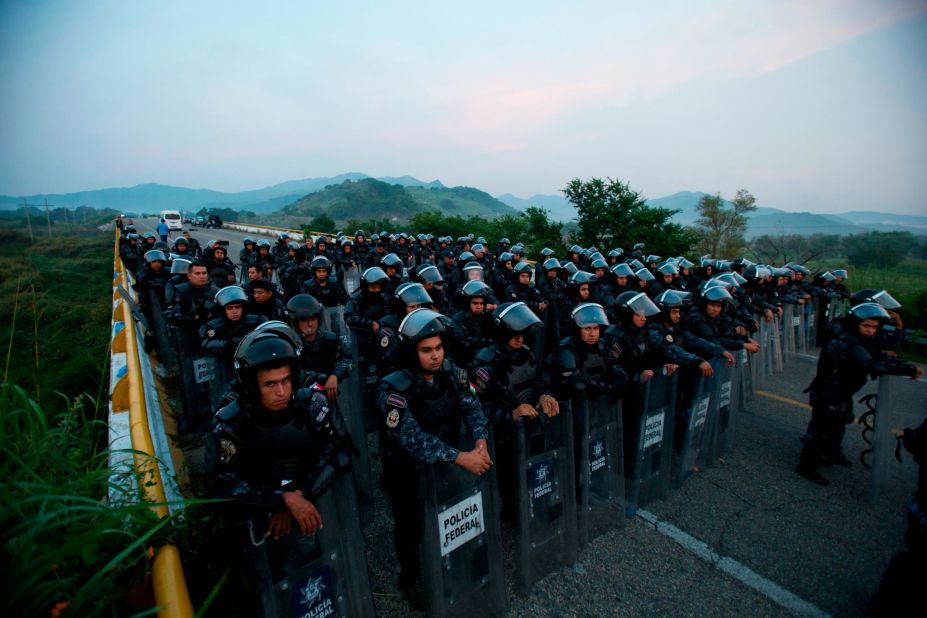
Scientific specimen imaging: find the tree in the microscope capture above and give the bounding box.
[844,231,913,269]
[692,188,757,258]
[308,213,336,234]
[748,233,840,266]
[563,177,696,256]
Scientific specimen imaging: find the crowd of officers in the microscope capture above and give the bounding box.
[116,222,924,614]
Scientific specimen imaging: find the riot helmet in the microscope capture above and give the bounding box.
[491,301,542,344]
[233,328,301,398]
[285,294,324,329]
[215,285,248,308]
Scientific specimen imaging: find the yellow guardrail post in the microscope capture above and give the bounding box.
[111,227,194,618]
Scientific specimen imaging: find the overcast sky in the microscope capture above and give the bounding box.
[1,0,925,214]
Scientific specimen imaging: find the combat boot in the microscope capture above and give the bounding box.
[795,446,829,486]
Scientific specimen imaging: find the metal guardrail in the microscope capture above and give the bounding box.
[109,228,193,618]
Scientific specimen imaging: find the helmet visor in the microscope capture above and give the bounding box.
[626,292,660,317]
[571,303,609,327]
[496,302,542,332]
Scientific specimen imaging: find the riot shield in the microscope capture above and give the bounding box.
[513,407,578,596]
[419,446,506,616]
[254,474,375,617]
[772,314,784,372]
[707,359,734,461]
[867,376,902,501]
[145,289,175,367]
[530,307,548,364]
[172,325,211,431]
[205,355,231,412]
[336,359,373,508]
[347,326,382,434]
[342,266,360,296]
[674,365,718,487]
[628,371,676,513]
[573,394,624,543]
[320,306,349,342]
[738,348,755,407]
[782,304,796,360]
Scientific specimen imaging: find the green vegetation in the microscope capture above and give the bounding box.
[691,189,757,258]
[0,383,173,617]
[283,178,515,223]
[0,227,113,408]
[564,177,698,256]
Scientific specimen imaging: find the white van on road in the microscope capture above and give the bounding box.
[160,209,183,231]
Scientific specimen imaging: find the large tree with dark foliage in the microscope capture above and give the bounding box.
[563,177,696,256]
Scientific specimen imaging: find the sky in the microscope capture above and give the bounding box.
[1,0,926,214]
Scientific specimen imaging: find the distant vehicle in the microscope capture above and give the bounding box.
[192,216,206,227]
[159,209,183,231]
[206,215,223,229]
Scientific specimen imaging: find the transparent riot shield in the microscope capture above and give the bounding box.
[205,355,230,412]
[574,394,624,543]
[627,371,676,514]
[782,304,796,360]
[513,407,577,596]
[320,306,349,342]
[347,326,381,434]
[172,325,211,431]
[419,446,506,616]
[674,365,718,487]
[806,298,819,352]
[342,266,360,296]
[772,314,784,372]
[795,302,807,353]
[739,348,755,406]
[145,289,175,367]
[866,376,902,501]
[255,474,375,618]
[531,308,548,364]
[707,359,734,461]
[336,357,373,508]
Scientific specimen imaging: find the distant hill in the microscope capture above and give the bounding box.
[0,172,445,215]
[283,178,515,222]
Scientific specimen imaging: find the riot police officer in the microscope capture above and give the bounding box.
[200,286,265,381]
[378,308,491,609]
[449,280,496,368]
[549,302,627,399]
[796,303,923,485]
[206,327,356,604]
[285,294,353,402]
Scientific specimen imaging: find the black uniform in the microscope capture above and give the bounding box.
[378,362,489,588]
[297,331,353,388]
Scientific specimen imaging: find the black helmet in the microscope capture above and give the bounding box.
[634,268,655,282]
[539,247,555,258]
[850,288,901,310]
[456,251,476,268]
[611,263,634,278]
[491,302,541,343]
[701,286,733,304]
[628,258,646,271]
[412,264,444,285]
[497,251,515,266]
[499,237,511,246]
[832,268,848,280]
[568,244,583,255]
[590,258,608,271]
[170,258,192,274]
[286,294,324,329]
[215,286,248,308]
[252,320,303,351]
[397,308,450,370]
[257,239,271,249]
[654,290,692,322]
[563,262,579,276]
[654,289,692,309]
[462,262,484,279]
[460,280,492,298]
[571,302,609,328]
[615,291,660,326]
[848,302,890,324]
[361,266,389,289]
[380,253,403,269]
[233,328,300,397]
[542,257,562,272]
[513,261,533,275]
[395,282,433,309]
[658,263,679,276]
[310,256,332,274]
[567,270,597,298]
[144,249,167,263]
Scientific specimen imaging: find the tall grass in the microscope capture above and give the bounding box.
[0,382,177,617]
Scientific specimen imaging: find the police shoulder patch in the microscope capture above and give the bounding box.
[611,342,622,359]
[219,438,237,464]
[666,334,674,343]
[474,367,491,383]
[380,335,390,348]
[206,329,216,338]
[386,409,401,428]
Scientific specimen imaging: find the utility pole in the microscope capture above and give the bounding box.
[45,199,52,238]
[23,199,34,241]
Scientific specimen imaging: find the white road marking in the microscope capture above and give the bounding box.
[636,509,831,618]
